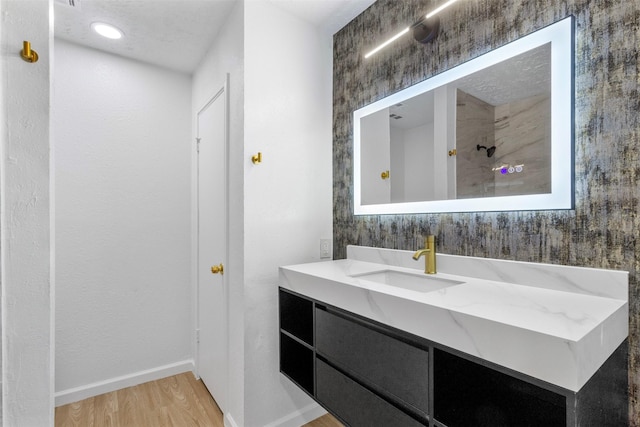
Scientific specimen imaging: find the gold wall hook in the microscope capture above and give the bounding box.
[251,152,262,164]
[20,41,39,63]
[448,149,457,157]
[380,170,390,180]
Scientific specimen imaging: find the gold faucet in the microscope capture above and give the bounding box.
[413,235,436,274]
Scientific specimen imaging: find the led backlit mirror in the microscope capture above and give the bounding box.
[354,17,574,215]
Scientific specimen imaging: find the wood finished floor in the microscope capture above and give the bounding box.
[55,372,342,427]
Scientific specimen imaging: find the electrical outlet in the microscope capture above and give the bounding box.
[320,239,331,259]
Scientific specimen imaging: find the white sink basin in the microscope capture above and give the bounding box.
[351,270,465,293]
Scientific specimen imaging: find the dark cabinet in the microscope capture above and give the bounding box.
[433,348,566,427]
[278,290,314,396]
[278,288,628,427]
[278,288,428,426]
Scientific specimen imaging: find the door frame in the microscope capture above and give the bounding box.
[193,74,230,392]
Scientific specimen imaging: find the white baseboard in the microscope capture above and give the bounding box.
[224,412,240,427]
[263,403,328,427]
[54,359,195,407]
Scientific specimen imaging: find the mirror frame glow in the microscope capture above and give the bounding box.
[353,17,574,215]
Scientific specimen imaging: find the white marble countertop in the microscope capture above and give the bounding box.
[279,246,628,392]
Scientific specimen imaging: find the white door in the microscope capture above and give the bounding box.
[197,79,228,412]
[360,108,391,204]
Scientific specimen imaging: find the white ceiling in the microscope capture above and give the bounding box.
[54,0,376,74]
[456,43,551,106]
[267,0,375,35]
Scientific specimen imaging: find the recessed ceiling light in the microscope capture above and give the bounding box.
[91,22,123,40]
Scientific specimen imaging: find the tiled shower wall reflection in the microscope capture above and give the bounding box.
[332,0,639,424]
[456,90,498,198]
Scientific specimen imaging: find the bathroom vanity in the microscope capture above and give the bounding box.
[279,246,628,427]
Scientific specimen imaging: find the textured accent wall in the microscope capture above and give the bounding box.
[332,0,640,424]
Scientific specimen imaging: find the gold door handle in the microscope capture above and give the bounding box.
[211,264,224,275]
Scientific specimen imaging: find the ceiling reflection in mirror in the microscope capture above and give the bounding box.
[353,17,574,215]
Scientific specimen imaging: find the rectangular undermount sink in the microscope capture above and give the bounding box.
[351,270,465,293]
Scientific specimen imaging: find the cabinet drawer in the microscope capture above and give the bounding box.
[316,359,426,427]
[315,308,429,415]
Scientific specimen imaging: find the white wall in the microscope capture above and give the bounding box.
[432,86,450,200]
[403,123,434,202]
[0,0,365,424]
[0,0,54,424]
[192,1,245,425]
[244,1,333,425]
[390,123,434,203]
[390,126,405,202]
[54,40,193,403]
